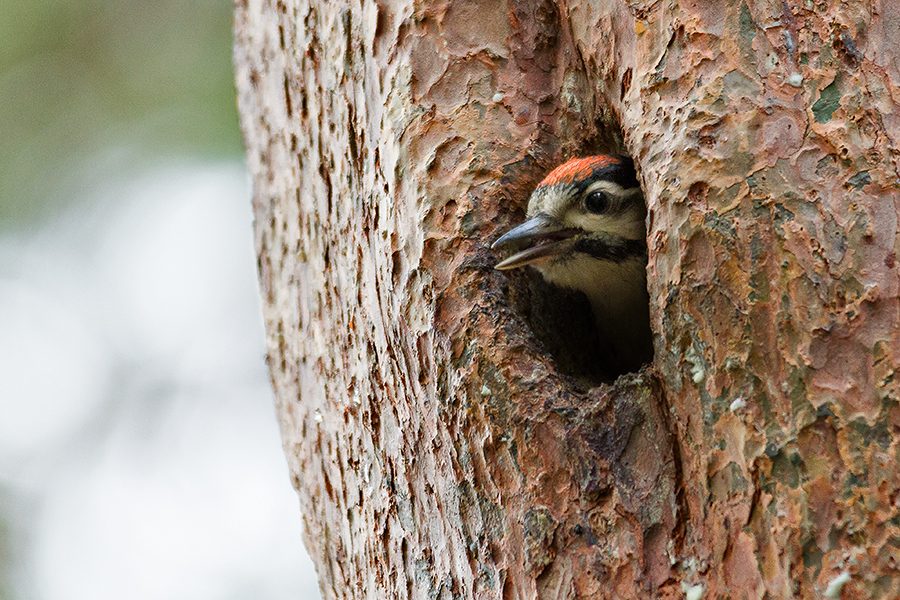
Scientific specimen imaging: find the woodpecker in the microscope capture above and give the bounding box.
[492,155,652,373]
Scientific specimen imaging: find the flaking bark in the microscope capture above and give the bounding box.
[235,0,900,598]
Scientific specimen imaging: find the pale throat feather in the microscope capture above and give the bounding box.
[535,252,651,366]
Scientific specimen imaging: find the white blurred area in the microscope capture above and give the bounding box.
[0,162,321,600]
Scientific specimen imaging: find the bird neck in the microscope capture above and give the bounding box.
[537,254,652,372]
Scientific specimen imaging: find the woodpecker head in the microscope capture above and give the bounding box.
[492,155,647,277]
[492,155,652,372]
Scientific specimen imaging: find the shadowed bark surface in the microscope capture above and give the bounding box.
[235,0,900,598]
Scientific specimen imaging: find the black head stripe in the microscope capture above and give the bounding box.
[570,235,647,263]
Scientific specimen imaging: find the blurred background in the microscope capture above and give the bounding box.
[0,0,321,598]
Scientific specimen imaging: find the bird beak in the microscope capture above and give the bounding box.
[491,213,579,270]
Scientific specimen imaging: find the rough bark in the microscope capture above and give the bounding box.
[235,0,900,598]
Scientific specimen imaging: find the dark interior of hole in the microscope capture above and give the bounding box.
[506,270,638,385]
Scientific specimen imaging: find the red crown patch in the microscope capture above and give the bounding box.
[538,156,619,187]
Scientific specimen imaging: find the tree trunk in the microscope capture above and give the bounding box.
[234,0,900,598]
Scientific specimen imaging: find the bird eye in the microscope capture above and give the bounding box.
[584,190,611,214]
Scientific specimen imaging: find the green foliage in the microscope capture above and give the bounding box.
[0,0,242,225]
